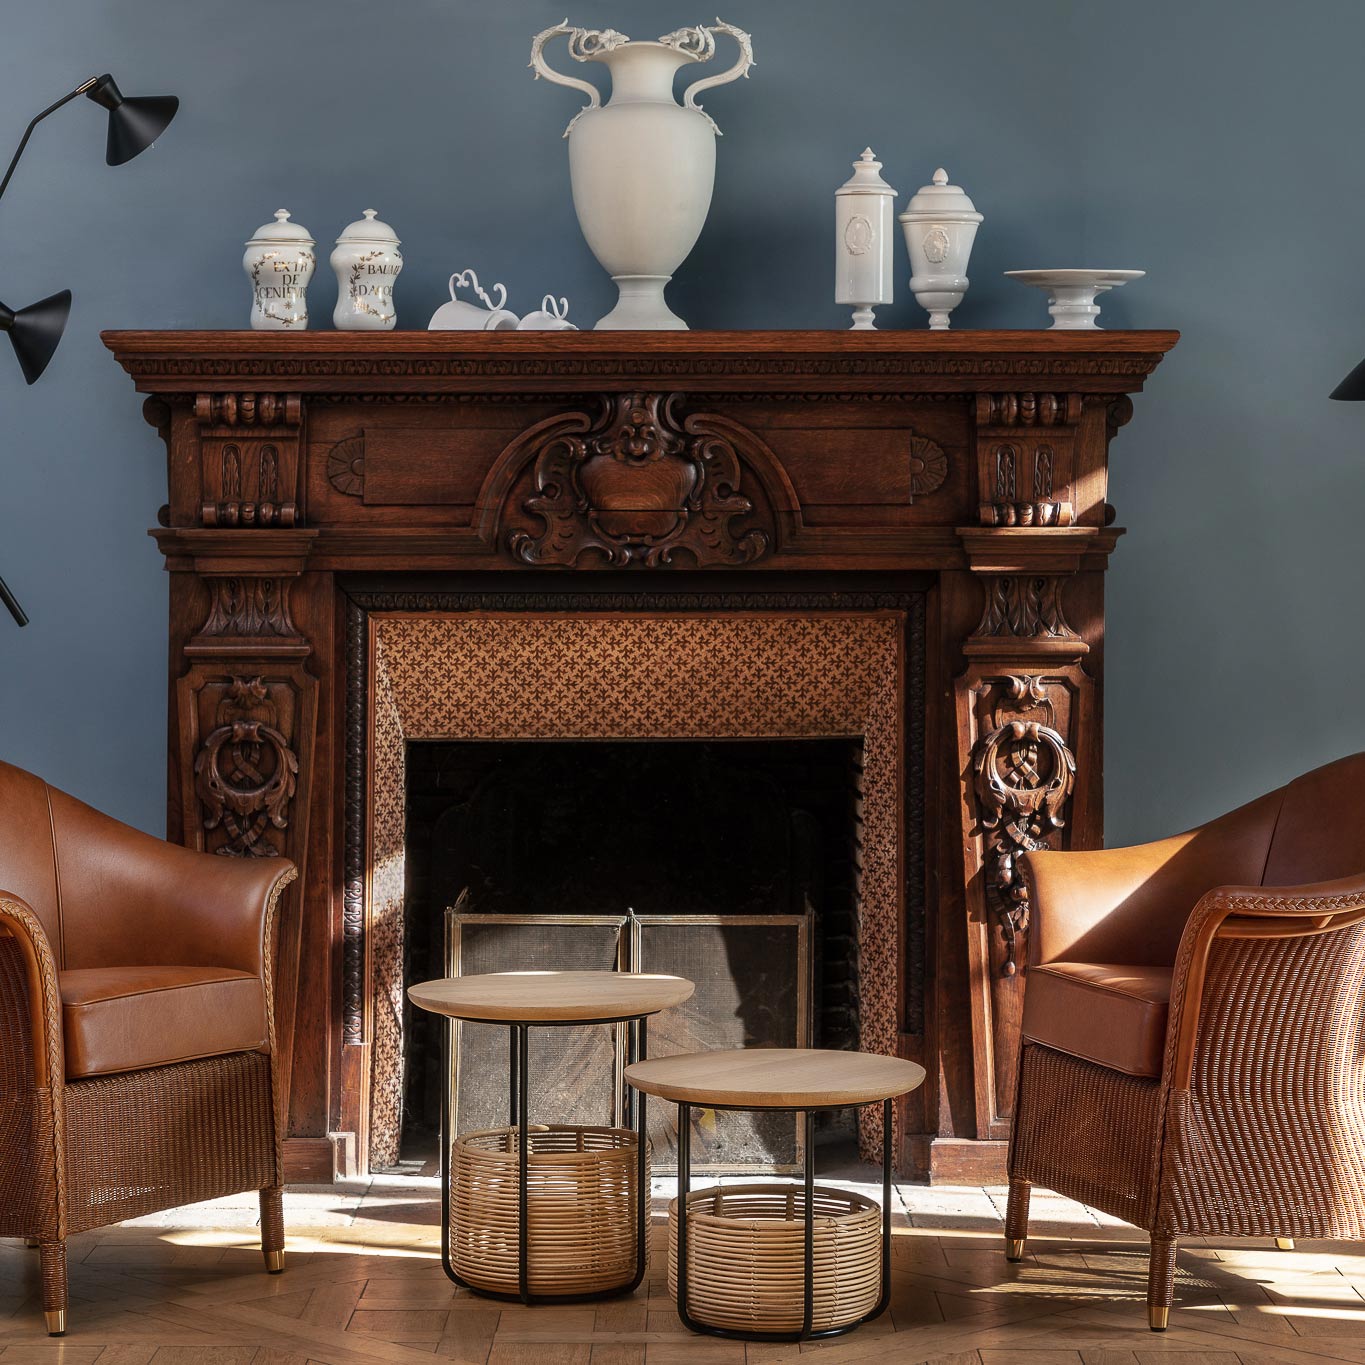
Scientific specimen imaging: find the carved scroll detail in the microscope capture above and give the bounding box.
[509,392,770,567]
[193,677,300,857]
[972,676,1076,976]
[980,393,1079,427]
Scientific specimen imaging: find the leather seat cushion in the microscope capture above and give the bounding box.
[59,965,266,1079]
[1022,962,1172,1078]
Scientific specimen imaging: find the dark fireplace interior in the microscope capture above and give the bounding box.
[399,737,863,1166]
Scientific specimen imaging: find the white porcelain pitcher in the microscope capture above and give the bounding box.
[530,19,754,331]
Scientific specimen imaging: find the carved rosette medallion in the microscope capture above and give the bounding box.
[971,676,1076,975]
[326,433,366,497]
[908,434,948,501]
[509,392,770,567]
[193,677,300,857]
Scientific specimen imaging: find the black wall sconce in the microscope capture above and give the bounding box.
[0,73,179,625]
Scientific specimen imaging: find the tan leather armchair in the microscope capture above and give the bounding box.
[1006,754,1365,1330]
[0,760,295,1335]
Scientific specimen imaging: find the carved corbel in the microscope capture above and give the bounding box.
[974,392,1081,527]
[194,391,304,527]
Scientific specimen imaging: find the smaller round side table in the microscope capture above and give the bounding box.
[624,1047,925,1342]
[408,970,694,1305]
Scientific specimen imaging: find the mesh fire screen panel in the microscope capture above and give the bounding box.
[446,913,627,1136]
[632,914,809,1170]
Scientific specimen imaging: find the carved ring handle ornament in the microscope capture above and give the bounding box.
[530,18,753,137]
[193,677,300,858]
[973,704,1076,977]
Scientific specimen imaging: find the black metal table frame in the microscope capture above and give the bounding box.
[438,1011,654,1305]
[669,1095,894,1343]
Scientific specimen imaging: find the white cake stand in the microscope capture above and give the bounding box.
[1005,269,1144,329]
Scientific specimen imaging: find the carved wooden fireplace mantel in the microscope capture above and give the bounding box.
[104,328,1177,1183]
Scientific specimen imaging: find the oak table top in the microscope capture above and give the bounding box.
[624,1048,927,1109]
[407,970,695,1023]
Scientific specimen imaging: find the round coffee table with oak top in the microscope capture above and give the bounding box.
[625,1047,925,1343]
[409,971,694,1305]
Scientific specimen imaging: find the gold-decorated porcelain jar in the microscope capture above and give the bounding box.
[330,209,402,331]
[242,209,315,330]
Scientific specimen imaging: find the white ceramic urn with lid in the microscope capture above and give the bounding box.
[331,209,402,330]
[243,209,315,330]
[898,169,983,329]
[835,147,897,330]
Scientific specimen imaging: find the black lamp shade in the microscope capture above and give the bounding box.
[0,289,72,384]
[1331,356,1365,401]
[85,74,178,166]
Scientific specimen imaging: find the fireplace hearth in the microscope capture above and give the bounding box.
[105,327,1177,1182]
[400,737,863,1165]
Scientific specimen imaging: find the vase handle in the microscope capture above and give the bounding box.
[530,20,609,138]
[678,19,754,136]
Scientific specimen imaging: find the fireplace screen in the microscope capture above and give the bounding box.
[444,910,809,1170]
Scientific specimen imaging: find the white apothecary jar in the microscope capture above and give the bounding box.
[243,210,315,330]
[898,169,983,330]
[331,210,402,330]
[835,148,896,330]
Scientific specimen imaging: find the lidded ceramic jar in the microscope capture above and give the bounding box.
[331,209,402,330]
[898,169,983,330]
[835,148,896,330]
[243,209,315,330]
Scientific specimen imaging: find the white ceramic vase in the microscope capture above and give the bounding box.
[530,19,754,330]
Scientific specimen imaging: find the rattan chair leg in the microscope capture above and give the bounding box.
[1004,1178,1031,1260]
[260,1186,285,1273]
[39,1240,67,1336]
[1147,1236,1177,1331]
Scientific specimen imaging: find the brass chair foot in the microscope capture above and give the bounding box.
[1274,1236,1295,1251]
[1148,1305,1169,1332]
[263,1249,285,1274]
[45,1309,66,1336]
[1005,1238,1025,1262]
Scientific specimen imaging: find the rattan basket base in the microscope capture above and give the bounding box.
[450,1124,645,1297]
[668,1183,882,1333]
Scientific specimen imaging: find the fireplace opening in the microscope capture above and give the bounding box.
[400,737,863,1168]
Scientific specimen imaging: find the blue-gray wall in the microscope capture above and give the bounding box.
[1,0,1361,842]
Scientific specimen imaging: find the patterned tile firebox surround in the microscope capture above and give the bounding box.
[362,606,912,1167]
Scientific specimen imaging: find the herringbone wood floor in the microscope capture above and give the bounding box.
[3,1176,1364,1364]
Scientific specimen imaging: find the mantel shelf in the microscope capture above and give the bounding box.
[103,328,1179,395]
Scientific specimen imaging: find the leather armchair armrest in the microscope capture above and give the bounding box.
[1020,787,1282,968]
[1164,873,1365,1088]
[48,787,297,975]
[130,846,298,977]
[0,892,64,1094]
